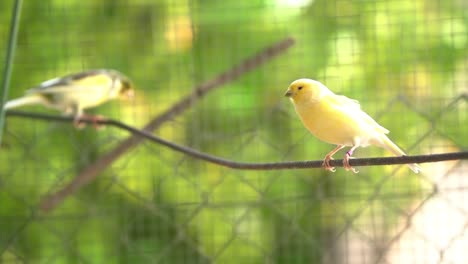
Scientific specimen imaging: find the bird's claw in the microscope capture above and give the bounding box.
[90,115,106,130]
[73,115,106,130]
[343,155,359,173]
[322,157,336,172]
[344,165,359,173]
[73,118,86,129]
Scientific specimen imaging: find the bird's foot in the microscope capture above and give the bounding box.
[90,115,106,129]
[73,117,86,129]
[322,156,336,172]
[73,115,107,129]
[343,152,359,173]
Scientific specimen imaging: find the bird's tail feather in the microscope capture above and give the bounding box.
[3,95,45,110]
[381,135,421,173]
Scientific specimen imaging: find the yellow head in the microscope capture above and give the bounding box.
[284,78,332,104]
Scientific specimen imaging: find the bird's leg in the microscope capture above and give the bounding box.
[69,107,86,129]
[343,146,359,173]
[73,115,86,129]
[323,145,345,172]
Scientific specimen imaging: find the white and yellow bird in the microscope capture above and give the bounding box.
[285,78,420,173]
[3,69,134,127]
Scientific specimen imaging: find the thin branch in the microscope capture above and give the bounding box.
[7,111,468,171]
[11,37,295,212]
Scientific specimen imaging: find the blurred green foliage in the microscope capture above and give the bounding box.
[0,0,466,263]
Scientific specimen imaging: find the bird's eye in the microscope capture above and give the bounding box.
[298,86,303,90]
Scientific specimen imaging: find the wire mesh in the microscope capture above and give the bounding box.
[1,0,467,263]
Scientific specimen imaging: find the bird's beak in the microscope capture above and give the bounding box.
[284,89,293,97]
[125,89,135,100]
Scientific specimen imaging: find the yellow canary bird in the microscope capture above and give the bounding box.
[285,78,420,173]
[3,69,134,127]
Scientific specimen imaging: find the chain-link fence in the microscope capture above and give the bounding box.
[1,0,467,263]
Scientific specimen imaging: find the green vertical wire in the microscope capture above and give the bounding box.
[0,0,23,145]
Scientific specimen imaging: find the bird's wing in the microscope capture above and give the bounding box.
[26,69,112,94]
[358,111,389,134]
[326,94,389,134]
[325,94,361,110]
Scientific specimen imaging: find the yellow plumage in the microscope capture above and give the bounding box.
[285,78,420,173]
[3,69,134,127]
